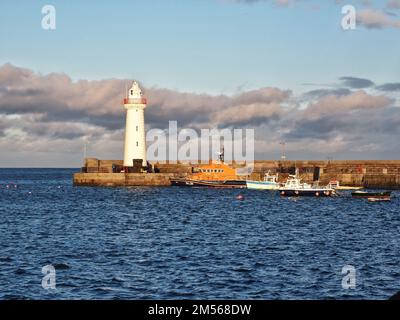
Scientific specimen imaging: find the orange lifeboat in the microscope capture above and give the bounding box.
[170,150,246,188]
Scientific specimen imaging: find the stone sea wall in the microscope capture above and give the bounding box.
[73,172,181,187]
[74,159,400,188]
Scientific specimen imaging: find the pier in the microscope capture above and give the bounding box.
[73,158,400,188]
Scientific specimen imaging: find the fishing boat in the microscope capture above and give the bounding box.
[170,150,247,188]
[279,175,335,197]
[246,171,280,190]
[328,180,363,190]
[352,191,391,199]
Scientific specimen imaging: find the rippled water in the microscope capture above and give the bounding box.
[0,168,399,300]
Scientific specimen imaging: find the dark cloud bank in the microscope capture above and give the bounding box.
[0,63,399,166]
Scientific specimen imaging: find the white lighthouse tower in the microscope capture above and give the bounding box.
[123,81,147,167]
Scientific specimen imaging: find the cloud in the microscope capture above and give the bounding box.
[0,63,293,130]
[376,82,400,91]
[357,9,400,29]
[0,63,399,165]
[303,88,352,99]
[387,0,400,10]
[228,1,400,30]
[301,90,391,119]
[0,117,7,137]
[284,91,394,143]
[209,87,291,126]
[339,76,375,89]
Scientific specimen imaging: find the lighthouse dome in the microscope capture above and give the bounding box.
[128,81,142,99]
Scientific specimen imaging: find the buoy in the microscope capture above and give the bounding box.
[236,194,245,201]
[316,192,319,197]
[281,191,285,195]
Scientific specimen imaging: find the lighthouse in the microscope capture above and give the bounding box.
[123,81,147,167]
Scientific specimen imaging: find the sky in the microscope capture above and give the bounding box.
[0,0,400,167]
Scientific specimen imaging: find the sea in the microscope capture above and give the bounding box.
[0,168,399,300]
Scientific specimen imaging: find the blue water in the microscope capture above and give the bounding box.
[0,168,399,300]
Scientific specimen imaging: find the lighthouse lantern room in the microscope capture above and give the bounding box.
[123,81,147,167]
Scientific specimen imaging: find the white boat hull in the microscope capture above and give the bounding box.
[246,180,279,190]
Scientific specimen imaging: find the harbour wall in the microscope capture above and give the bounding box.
[73,173,181,187]
[73,158,400,188]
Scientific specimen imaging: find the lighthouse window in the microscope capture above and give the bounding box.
[136,126,138,131]
[136,142,138,147]
[130,90,133,95]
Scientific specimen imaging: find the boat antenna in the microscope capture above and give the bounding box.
[279,141,286,162]
[217,147,224,163]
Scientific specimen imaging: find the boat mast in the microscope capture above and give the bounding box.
[218,147,225,163]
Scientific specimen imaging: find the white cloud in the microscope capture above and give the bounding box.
[357,9,400,29]
[0,64,399,165]
[387,0,400,10]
